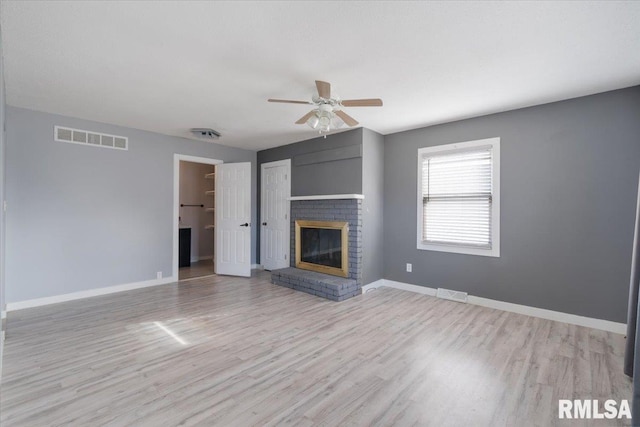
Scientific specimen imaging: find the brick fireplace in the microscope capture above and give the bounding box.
[271,196,362,301]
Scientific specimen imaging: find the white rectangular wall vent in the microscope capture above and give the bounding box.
[436,288,468,303]
[55,126,128,151]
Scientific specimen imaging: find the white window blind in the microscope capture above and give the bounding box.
[421,147,493,248]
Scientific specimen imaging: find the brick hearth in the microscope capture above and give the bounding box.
[271,268,359,301]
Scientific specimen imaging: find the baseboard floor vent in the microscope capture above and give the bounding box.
[54,126,128,151]
[436,288,468,303]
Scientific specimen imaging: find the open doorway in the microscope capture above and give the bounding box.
[174,155,222,281]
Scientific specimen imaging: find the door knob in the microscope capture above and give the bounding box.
[240,223,249,227]
[262,222,267,226]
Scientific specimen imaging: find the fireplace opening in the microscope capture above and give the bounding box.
[301,228,342,268]
[295,220,349,278]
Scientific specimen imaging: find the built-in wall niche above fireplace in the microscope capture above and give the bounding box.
[295,220,349,278]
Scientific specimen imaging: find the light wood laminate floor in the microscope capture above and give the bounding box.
[0,271,632,426]
[179,259,215,280]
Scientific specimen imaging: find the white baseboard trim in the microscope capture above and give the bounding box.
[6,276,178,312]
[466,295,626,335]
[363,279,626,334]
[252,264,264,270]
[385,280,437,296]
[361,279,385,293]
[362,279,437,297]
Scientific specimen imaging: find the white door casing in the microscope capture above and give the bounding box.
[173,154,223,280]
[215,162,252,277]
[261,159,291,271]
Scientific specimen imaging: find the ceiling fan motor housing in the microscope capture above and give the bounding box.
[312,94,339,107]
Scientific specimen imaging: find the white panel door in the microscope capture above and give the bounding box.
[261,160,291,271]
[215,162,251,277]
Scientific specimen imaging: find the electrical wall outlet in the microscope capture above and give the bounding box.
[157,271,162,279]
[406,263,412,273]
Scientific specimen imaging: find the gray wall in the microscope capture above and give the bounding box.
[0,21,6,369]
[258,128,363,197]
[5,107,256,303]
[384,86,640,323]
[362,128,384,285]
[256,128,363,263]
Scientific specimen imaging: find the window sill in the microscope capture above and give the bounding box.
[417,241,500,258]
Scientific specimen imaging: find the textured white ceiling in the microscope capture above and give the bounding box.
[1,1,639,151]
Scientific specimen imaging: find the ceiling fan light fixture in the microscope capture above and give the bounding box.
[318,111,331,132]
[319,115,330,126]
[269,79,382,133]
[306,113,320,129]
[331,114,345,129]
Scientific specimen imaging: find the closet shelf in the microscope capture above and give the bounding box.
[205,170,215,230]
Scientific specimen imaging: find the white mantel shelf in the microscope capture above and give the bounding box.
[288,194,364,201]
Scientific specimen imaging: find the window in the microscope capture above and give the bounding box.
[417,138,500,257]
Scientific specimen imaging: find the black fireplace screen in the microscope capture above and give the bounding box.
[300,227,343,269]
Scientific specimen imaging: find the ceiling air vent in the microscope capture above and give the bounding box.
[190,128,221,140]
[54,126,128,151]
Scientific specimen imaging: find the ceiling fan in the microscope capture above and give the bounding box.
[268,80,383,133]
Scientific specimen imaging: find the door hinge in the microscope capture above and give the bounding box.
[285,254,287,260]
[285,214,288,219]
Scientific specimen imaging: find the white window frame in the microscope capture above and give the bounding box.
[416,137,500,257]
